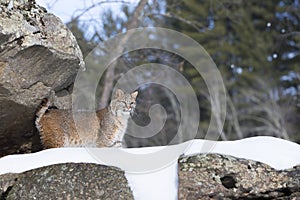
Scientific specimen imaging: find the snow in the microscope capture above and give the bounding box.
[0,136,300,200]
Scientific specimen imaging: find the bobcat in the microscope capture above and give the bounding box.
[35,89,138,149]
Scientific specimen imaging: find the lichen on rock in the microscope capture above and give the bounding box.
[0,163,133,200]
[178,153,300,199]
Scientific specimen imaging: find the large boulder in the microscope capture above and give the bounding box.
[0,1,84,156]
[0,163,133,199]
[178,153,300,199]
[1,152,299,199]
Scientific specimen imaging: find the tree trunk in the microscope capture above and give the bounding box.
[99,0,148,107]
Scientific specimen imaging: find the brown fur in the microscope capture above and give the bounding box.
[36,89,138,148]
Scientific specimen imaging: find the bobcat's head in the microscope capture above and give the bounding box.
[110,89,138,117]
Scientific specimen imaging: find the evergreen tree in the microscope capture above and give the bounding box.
[66,0,300,143]
[163,0,300,141]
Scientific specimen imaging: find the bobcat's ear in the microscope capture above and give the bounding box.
[131,91,138,99]
[114,89,124,99]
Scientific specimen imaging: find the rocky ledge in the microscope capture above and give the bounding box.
[178,154,300,199]
[0,153,299,199]
[0,163,133,200]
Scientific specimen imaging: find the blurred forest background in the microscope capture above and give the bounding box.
[46,0,300,146]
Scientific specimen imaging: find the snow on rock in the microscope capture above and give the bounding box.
[0,136,299,200]
[185,136,300,170]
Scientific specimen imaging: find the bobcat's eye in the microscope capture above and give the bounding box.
[120,101,131,110]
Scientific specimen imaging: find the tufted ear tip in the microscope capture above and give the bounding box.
[114,89,124,99]
[131,91,138,99]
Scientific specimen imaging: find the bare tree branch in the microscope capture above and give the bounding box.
[238,77,290,140]
[99,0,148,107]
[72,0,131,21]
[147,12,206,32]
[227,94,243,139]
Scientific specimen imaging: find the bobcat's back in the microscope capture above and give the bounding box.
[37,109,99,148]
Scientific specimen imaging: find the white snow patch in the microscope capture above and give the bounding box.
[0,136,299,200]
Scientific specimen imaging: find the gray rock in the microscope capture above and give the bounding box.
[0,1,84,156]
[0,173,18,196]
[0,163,133,200]
[54,89,72,109]
[178,154,300,199]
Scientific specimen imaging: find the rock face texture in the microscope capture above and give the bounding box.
[0,153,299,199]
[178,154,300,199]
[0,163,133,200]
[0,1,84,156]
